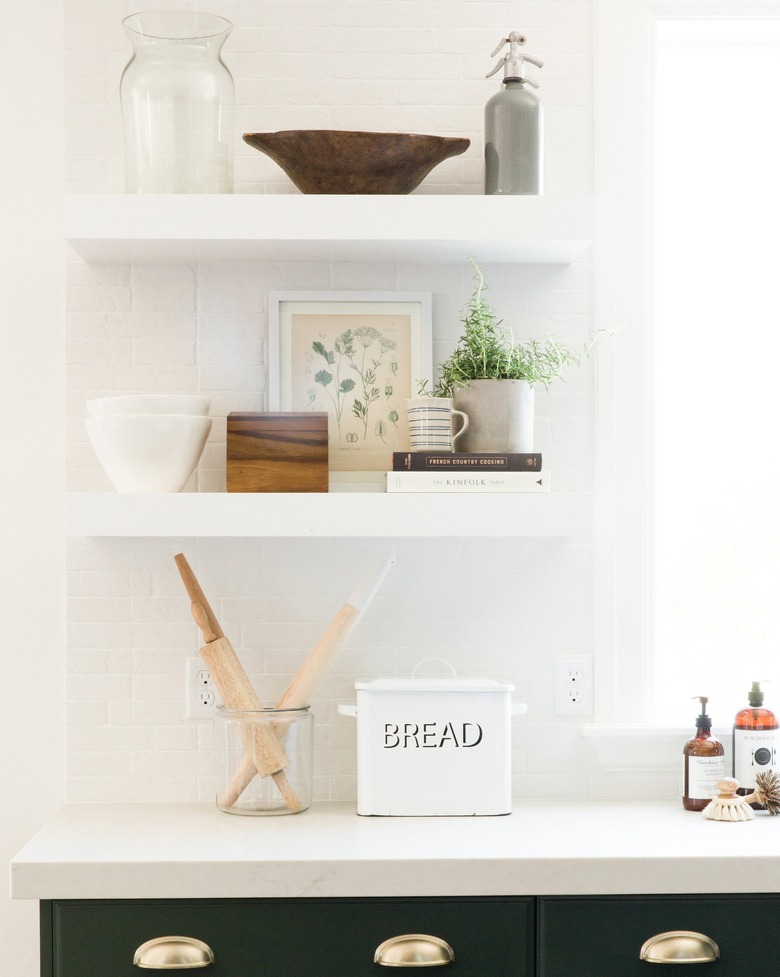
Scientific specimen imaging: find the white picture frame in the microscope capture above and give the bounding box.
[269,291,432,485]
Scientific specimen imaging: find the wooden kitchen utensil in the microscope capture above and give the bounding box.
[750,770,780,814]
[703,773,780,821]
[704,772,780,821]
[218,553,395,809]
[174,552,301,812]
[702,778,754,821]
[276,553,395,708]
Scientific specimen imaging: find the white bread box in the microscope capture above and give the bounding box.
[339,669,525,817]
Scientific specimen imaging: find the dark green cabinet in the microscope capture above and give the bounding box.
[41,893,780,977]
[42,896,534,977]
[538,895,780,977]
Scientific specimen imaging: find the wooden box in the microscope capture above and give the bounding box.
[226,412,328,493]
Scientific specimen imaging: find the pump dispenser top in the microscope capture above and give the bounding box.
[694,696,713,732]
[484,32,544,196]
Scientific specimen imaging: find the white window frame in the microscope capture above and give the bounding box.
[593,0,780,731]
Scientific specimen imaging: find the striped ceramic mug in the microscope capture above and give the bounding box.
[406,397,469,452]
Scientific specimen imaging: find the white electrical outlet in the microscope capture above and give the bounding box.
[554,655,593,716]
[185,657,219,719]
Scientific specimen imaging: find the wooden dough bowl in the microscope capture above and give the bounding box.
[243,129,470,194]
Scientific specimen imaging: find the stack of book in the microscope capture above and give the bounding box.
[386,452,549,493]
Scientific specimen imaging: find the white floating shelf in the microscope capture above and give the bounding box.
[64,194,593,264]
[65,492,591,538]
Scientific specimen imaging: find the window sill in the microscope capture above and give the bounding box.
[580,724,731,772]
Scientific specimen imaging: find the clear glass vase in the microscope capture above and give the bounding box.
[120,11,234,194]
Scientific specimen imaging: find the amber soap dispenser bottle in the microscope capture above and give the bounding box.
[683,696,725,811]
[733,681,779,794]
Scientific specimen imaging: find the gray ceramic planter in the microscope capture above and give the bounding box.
[452,379,534,452]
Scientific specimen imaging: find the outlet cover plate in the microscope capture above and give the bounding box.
[554,654,593,716]
[185,657,220,719]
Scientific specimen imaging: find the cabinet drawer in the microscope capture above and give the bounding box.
[45,896,533,977]
[538,895,780,977]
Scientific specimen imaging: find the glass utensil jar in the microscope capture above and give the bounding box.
[215,706,313,816]
[120,10,234,193]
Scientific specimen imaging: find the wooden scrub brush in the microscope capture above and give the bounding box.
[703,773,780,821]
[751,771,780,813]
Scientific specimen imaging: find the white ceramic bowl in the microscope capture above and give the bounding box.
[85,414,213,493]
[86,394,210,417]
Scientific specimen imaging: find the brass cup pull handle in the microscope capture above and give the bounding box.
[375,934,455,967]
[640,931,720,964]
[133,936,215,969]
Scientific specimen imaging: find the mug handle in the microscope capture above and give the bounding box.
[451,409,469,446]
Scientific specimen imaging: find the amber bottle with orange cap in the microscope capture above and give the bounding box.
[733,681,779,800]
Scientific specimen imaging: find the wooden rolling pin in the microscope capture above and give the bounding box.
[174,553,301,812]
[218,553,395,809]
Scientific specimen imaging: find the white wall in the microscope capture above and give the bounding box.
[66,257,602,803]
[1,1,66,974]
[63,0,621,806]
[3,0,684,969]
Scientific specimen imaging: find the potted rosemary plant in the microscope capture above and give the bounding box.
[429,258,598,452]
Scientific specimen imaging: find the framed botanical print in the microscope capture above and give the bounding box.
[269,291,432,484]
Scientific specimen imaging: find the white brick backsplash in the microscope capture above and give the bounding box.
[67,262,129,287]
[59,0,615,802]
[68,541,133,571]
[68,673,132,701]
[66,128,124,159]
[131,596,195,625]
[67,699,109,726]
[589,773,680,803]
[68,569,131,601]
[543,81,592,107]
[67,286,131,314]
[68,0,126,27]
[132,701,187,727]
[551,415,594,446]
[197,363,265,394]
[131,286,197,314]
[330,264,398,291]
[518,770,590,798]
[67,595,132,623]
[249,263,334,291]
[132,672,182,702]
[131,340,196,366]
[70,752,132,777]
[131,264,196,287]
[197,266,263,288]
[67,76,121,105]
[66,647,132,673]
[267,27,443,56]
[65,156,117,189]
[66,337,132,366]
[197,287,265,315]
[132,749,215,779]
[255,79,400,108]
[124,313,198,342]
[67,621,133,648]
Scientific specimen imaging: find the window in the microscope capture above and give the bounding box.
[653,18,780,722]
[596,1,780,727]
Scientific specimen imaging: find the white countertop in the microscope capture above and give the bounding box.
[10,801,780,900]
